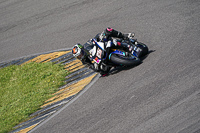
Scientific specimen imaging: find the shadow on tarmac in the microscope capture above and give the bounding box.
[105,50,155,77]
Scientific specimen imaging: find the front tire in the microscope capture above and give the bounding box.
[137,42,149,57]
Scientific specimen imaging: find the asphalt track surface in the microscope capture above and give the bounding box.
[1,0,200,133]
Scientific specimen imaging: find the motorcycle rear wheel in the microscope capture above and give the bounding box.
[110,54,141,66]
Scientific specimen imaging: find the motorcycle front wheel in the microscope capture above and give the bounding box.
[136,42,149,57]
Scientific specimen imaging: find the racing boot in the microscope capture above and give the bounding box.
[100,64,111,77]
[123,32,135,40]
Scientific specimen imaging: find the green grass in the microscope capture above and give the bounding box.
[0,62,69,133]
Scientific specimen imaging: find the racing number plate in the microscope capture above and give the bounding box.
[96,48,102,59]
[133,46,142,57]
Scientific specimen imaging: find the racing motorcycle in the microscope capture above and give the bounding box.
[90,36,149,69]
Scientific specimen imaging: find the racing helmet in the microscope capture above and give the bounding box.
[99,27,113,41]
[72,43,85,60]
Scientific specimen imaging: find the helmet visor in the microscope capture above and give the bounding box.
[76,49,85,60]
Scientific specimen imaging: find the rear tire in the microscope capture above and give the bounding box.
[110,54,141,66]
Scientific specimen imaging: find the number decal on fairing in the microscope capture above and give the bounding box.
[136,47,141,52]
[96,48,102,59]
[134,46,141,52]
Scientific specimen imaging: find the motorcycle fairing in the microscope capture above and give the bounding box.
[90,39,106,64]
[92,38,105,50]
[132,45,142,57]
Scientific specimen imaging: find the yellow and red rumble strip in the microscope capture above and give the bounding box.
[41,74,97,108]
[4,50,98,133]
[23,51,70,64]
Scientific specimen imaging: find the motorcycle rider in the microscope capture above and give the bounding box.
[72,27,135,76]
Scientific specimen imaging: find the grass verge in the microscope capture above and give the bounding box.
[0,62,69,133]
